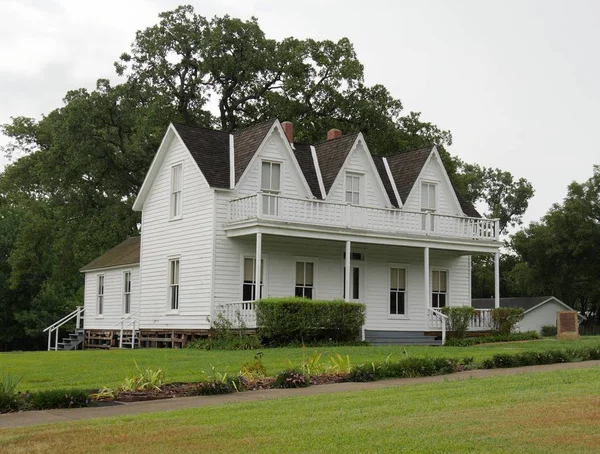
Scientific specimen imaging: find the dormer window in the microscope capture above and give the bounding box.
[345,173,361,205]
[261,161,281,215]
[421,182,437,211]
[170,164,183,219]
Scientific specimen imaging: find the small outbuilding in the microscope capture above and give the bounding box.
[471,296,584,334]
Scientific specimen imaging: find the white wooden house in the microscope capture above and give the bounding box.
[76,119,501,347]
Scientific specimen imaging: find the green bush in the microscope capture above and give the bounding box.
[444,331,540,347]
[482,346,600,369]
[0,371,22,413]
[348,357,457,382]
[273,369,310,388]
[28,389,91,410]
[541,325,557,337]
[256,297,366,346]
[491,307,524,334]
[187,312,263,350]
[441,306,476,339]
[196,376,245,395]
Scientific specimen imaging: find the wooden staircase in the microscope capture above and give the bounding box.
[56,328,85,351]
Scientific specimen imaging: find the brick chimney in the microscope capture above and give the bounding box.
[281,121,294,144]
[327,128,342,141]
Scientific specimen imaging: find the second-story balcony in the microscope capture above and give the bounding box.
[227,193,499,243]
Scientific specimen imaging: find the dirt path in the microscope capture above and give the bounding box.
[1,360,599,429]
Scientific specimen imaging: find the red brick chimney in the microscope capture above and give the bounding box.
[281,121,294,144]
[327,128,342,141]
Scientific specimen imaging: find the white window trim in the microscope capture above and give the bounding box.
[169,162,184,221]
[96,274,105,319]
[166,256,181,315]
[240,254,269,301]
[420,180,438,212]
[344,171,364,205]
[260,160,283,194]
[122,270,132,315]
[294,257,318,299]
[388,263,410,319]
[340,257,365,301]
[431,268,449,308]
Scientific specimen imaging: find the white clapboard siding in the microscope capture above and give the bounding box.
[139,136,213,329]
[83,266,140,329]
[520,301,568,333]
[403,154,463,216]
[236,129,311,199]
[327,141,390,207]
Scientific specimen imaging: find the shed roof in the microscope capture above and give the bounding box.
[80,237,140,272]
[471,296,574,313]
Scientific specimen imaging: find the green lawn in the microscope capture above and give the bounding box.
[1,337,599,392]
[1,368,599,453]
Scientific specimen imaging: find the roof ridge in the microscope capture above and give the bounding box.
[313,132,360,147]
[233,118,277,136]
[384,145,434,160]
[172,122,230,135]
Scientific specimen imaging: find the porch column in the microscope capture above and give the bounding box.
[255,232,262,300]
[344,241,351,302]
[424,247,430,307]
[494,251,500,308]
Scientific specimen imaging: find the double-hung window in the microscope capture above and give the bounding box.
[123,272,131,314]
[421,181,437,230]
[345,173,361,205]
[168,259,180,310]
[389,267,407,315]
[243,257,263,301]
[97,275,104,316]
[261,161,281,215]
[170,164,183,219]
[431,270,447,308]
[295,261,314,299]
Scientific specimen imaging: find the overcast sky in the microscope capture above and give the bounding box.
[1,0,598,226]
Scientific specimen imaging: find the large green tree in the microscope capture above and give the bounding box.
[0,6,534,349]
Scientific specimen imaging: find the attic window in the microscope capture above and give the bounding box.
[421,182,436,211]
[170,164,183,219]
[345,173,361,205]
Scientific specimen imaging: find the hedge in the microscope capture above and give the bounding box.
[256,297,366,346]
[445,331,540,347]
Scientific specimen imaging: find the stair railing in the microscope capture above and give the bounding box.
[113,311,139,348]
[427,307,448,345]
[43,306,85,351]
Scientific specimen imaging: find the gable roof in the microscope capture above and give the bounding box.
[293,144,320,198]
[80,237,140,272]
[372,156,400,208]
[172,123,230,188]
[233,119,277,183]
[385,146,433,204]
[471,296,576,313]
[313,133,360,193]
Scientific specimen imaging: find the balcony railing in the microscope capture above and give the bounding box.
[229,193,499,242]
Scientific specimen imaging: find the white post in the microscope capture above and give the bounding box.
[425,212,432,234]
[495,219,500,241]
[345,202,351,227]
[131,320,136,349]
[494,251,500,308]
[256,191,263,218]
[441,319,446,346]
[255,232,262,300]
[119,322,124,349]
[344,241,351,302]
[76,306,81,330]
[47,330,52,351]
[424,247,430,307]
[54,328,59,351]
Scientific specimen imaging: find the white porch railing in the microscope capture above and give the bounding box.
[43,306,84,351]
[113,311,139,349]
[229,193,499,242]
[214,302,257,329]
[470,309,493,330]
[427,307,447,345]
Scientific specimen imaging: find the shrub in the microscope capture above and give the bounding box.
[441,306,476,339]
[348,364,376,382]
[273,369,310,388]
[541,325,557,337]
[120,363,165,392]
[491,307,524,334]
[240,352,267,379]
[28,389,91,410]
[256,297,366,346]
[0,371,22,413]
[348,357,457,382]
[444,331,540,347]
[197,366,245,395]
[481,346,600,369]
[188,312,263,350]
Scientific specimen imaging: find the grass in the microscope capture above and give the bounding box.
[0,368,599,453]
[0,337,599,392]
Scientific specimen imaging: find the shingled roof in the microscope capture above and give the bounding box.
[385,146,433,204]
[472,296,574,312]
[313,133,360,193]
[234,119,277,183]
[372,156,399,207]
[293,144,321,198]
[80,237,140,272]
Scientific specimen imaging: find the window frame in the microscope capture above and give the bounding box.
[96,274,105,318]
[294,257,318,300]
[431,268,449,309]
[170,163,183,220]
[241,255,268,302]
[420,181,438,212]
[123,270,132,315]
[167,257,181,313]
[388,264,409,318]
[260,160,282,216]
[344,172,363,205]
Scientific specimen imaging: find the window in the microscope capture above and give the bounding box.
[243,257,264,301]
[295,262,314,299]
[261,161,281,215]
[97,275,104,316]
[170,164,183,219]
[123,271,131,314]
[168,259,180,310]
[343,266,361,300]
[421,182,437,211]
[389,267,406,315]
[431,270,447,308]
[345,174,361,205]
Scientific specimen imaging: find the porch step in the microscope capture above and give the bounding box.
[365,330,442,346]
